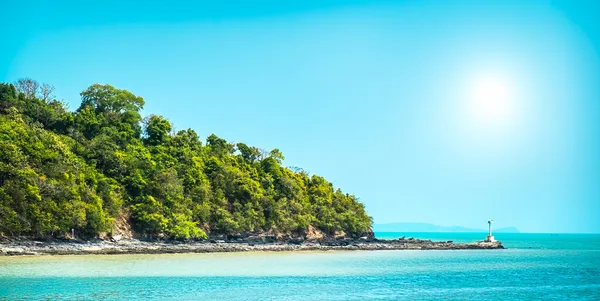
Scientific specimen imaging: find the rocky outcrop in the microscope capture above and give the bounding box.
[305,225,325,241]
[0,237,504,256]
[112,210,134,239]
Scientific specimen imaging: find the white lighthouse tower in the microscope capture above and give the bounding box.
[486,218,495,242]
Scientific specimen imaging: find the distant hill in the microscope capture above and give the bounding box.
[373,222,520,233]
[493,226,520,233]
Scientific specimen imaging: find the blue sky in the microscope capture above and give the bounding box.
[2,0,599,233]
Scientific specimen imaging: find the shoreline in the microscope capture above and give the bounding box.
[0,238,504,256]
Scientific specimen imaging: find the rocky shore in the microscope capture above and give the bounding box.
[0,237,503,256]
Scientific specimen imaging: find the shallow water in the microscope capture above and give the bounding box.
[1,233,599,300]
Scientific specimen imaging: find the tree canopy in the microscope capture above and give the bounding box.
[0,80,372,240]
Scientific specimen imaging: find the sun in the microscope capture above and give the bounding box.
[467,75,516,127]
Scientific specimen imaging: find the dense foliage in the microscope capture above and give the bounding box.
[0,80,372,240]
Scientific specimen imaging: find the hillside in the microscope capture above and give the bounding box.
[0,79,372,240]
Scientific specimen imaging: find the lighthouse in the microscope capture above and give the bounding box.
[486,219,495,242]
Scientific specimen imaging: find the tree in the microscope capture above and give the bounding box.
[76,84,145,143]
[13,79,56,102]
[0,83,18,111]
[269,148,285,164]
[14,78,39,99]
[236,143,260,163]
[144,115,172,146]
[207,134,234,156]
[39,83,55,102]
[79,84,144,114]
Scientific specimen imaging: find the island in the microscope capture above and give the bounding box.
[0,80,503,255]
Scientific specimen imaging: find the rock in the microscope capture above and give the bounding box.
[245,235,263,243]
[305,225,325,241]
[334,230,346,240]
[264,236,277,243]
[289,238,304,245]
[0,237,505,256]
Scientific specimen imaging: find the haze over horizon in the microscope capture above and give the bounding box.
[2,0,599,233]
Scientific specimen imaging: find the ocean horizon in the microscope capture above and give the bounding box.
[1,232,599,300]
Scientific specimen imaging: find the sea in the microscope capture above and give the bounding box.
[1,232,599,300]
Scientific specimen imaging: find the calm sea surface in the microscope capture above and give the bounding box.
[1,233,599,300]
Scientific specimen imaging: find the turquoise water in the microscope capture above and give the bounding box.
[1,233,599,300]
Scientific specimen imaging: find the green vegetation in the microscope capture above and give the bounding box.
[0,79,372,240]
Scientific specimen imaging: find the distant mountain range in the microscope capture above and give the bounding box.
[373,222,520,233]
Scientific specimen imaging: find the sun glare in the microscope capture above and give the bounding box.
[467,75,516,127]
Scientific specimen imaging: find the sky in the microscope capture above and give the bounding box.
[2,0,599,233]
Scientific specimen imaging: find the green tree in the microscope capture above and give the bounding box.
[144,115,172,146]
